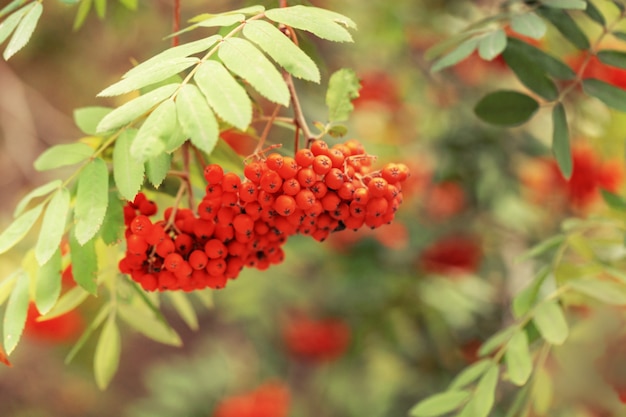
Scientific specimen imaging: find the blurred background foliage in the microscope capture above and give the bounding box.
[2,0,626,416]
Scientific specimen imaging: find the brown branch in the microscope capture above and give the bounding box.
[172,0,181,47]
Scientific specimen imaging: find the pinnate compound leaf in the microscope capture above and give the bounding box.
[583,78,626,112]
[542,0,587,9]
[511,12,547,40]
[176,84,219,154]
[552,103,572,180]
[265,6,355,43]
[569,279,626,305]
[195,60,252,130]
[113,130,145,201]
[34,143,94,171]
[431,37,479,72]
[0,204,43,255]
[69,232,98,294]
[537,6,590,50]
[96,83,179,133]
[458,366,499,417]
[3,269,29,355]
[449,359,494,390]
[243,19,320,83]
[474,91,539,126]
[3,2,42,60]
[13,179,61,217]
[533,300,568,345]
[74,158,109,245]
[410,390,471,417]
[478,28,507,61]
[35,188,70,265]
[94,315,121,390]
[505,331,533,386]
[218,37,290,106]
[597,50,626,70]
[506,37,575,80]
[35,249,62,315]
[145,153,171,188]
[326,68,360,123]
[502,48,558,100]
[131,99,176,163]
[0,6,28,46]
[117,303,182,346]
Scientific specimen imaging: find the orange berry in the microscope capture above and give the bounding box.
[222,172,241,192]
[260,170,283,193]
[189,250,208,270]
[295,148,315,167]
[325,168,345,190]
[244,162,264,183]
[312,155,332,175]
[233,213,254,235]
[368,177,388,198]
[278,156,298,179]
[310,140,330,156]
[274,195,297,217]
[204,164,224,184]
[205,239,227,259]
[266,153,284,171]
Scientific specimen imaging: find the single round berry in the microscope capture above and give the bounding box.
[204,164,224,184]
[164,253,185,272]
[260,171,283,194]
[295,148,315,167]
[205,239,227,259]
[312,155,332,175]
[266,153,284,171]
[189,250,209,270]
[222,172,241,192]
[274,195,297,217]
[310,139,330,156]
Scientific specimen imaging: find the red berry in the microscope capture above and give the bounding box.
[278,156,298,179]
[312,155,332,175]
[295,148,315,167]
[266,153,284,171]
[274,195,297,217]
[310,140,330,156]
[164,253,184,272]
[205,239,227,259]
[189,250,208,270]
[204,164,224,184]
[233,213,254,235]
[222,172,241,192]
[260,171,283,194]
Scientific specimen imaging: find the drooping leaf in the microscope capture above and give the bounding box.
[74,158,109,245]
[583,0,606,25]
[65,304,109,366]
[35,188,70,265]
[98,57,198,97]
[326,68,360,123]
[100,191,124,245]
[537,6,590,50]
[3,2,42,60]
[196,13,244,28]
[533,300,568,345]
[73,0,92,31]
[175,84,219,154]
[502,47,558,100]
[449,359,494,390]
[218,37,290,106]
[243,19,320,82]
[13,179,61,217]
[512,266,551,319]
[0,6,28,46]
[93,0,105,19]
[73,106,113,135]
[505,37,576,80]
[2,269,29,355]
[583,78,626,112]
[510,12,547,40]
[431,37,479,72]
[69,232,98,295]
[542,0,587,9]
[130,99,177,163]
[552,103,572,180]
[117,303,182,346]
[478,28,507,61]
[145,153,172,188]
[597,50,626,70]
[458,366,499,417]
[569,279,626,305]
[265,6,355,43]
[34,143,95,171]
[194,60,252,130]
[601,189,626,210]
[94,315,121,390]
[505,331,533,386]
[42,285,89,320]
[166,292,199,331]
[0,203,43,255]
[474,90,539,126]
[532,366,553,415]
[424,30,483,61]
[35,249,62,315]
[410,390,471,417]
[96,83,179,133]
[113,129,145,201]
[193,288,214,309]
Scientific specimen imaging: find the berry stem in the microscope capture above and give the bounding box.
[172,0,181,47]
[254,103,283,155]
[283,71,314,149]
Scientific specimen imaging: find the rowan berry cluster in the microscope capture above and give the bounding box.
[119,139,409,292]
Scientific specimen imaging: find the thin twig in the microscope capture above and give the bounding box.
[254,104,283,155]
[172,0,181,47]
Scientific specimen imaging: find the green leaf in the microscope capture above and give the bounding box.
[597,50,626,70]
[65,304,109,365]
[542,0,587,9]
[0,6,28,46]
[512,266,551,319]
[69,231,98,294]
[118,0,137,10]
[94,314,121,390]
[196,13,244,28]
[0,203,43,255]
[326,68,360,123]
[113,130,145,201]
[533,300,568,345]
[93,0,105,19]
[2,269,29,355]
[506,37,576,80]
[613,31,626,42]
[3,2,42,60]
[131,99,176,163]
[117,303,182,346]
[537,6,590,50]
[145,153,171,188]
[510,12,547,40]
[552,103,572,180]
[265,6,355,43]
[96,83,179,133]
[243,19,320,83]
[42,285,89,320]
[194,60,252,130]
[569,279,626,305]
[584,0,606,25]
[0,272,17,307]
[479,325,517,356]
[431,37,479,72]
[449,359,494,390]
[193,288,214,309]
[517,235,565,262]
[505,331,533,386]
[478,29,507,61]
[532,367,553,415]
[502,47,559,100]
[458,366,499,417]
[164,123,187,152]
[474,90,539,126]
[34,142,95,171]
[73,106,113,135]
[74,158,109,245]
[13,179,61,217]
[601,189,626,210]
[35,248,62,315]
[98,57,198,97]
[218,37,289,106]
[188,6,264,23]
[100,191,124,245]
[175,84,219,154]
[73,0,92,31]
[583,78,626,112]
[410,390,471,417]
[166,292,198,330]
[35,188,70,265]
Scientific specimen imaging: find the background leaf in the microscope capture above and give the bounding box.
[13,179,61,217]
[35,188,70,265]
[2,270,29,355]
[74,158,109,245]
[175,84,219,154]
[474,91,539,126]
[505,37,576,80]
[542,0,587,9]
[533,300,568,345]
[113,130,145,201]
[431,38,479,72]
[94,314,121,390]
[117,303,182,346]
[502,48,558,100]
[0,204,43,255]
[3,2,42,60]
[35,249,62,315]
[458,366,499,417]
[569,279,626,305]
[449,359,493,390]
[583,78,626,112]
[326,68,360,123]
[74,106,113,135]
[478,29,507,61]
[510,12,547,40]
[552,103,572,180]
[537,6,590,50]
[0,6,28,46]
[100,191,124,245]
[410,390,470,417]
[505,331,533,386]
[166,292,198,331]
[597,50,626,70]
